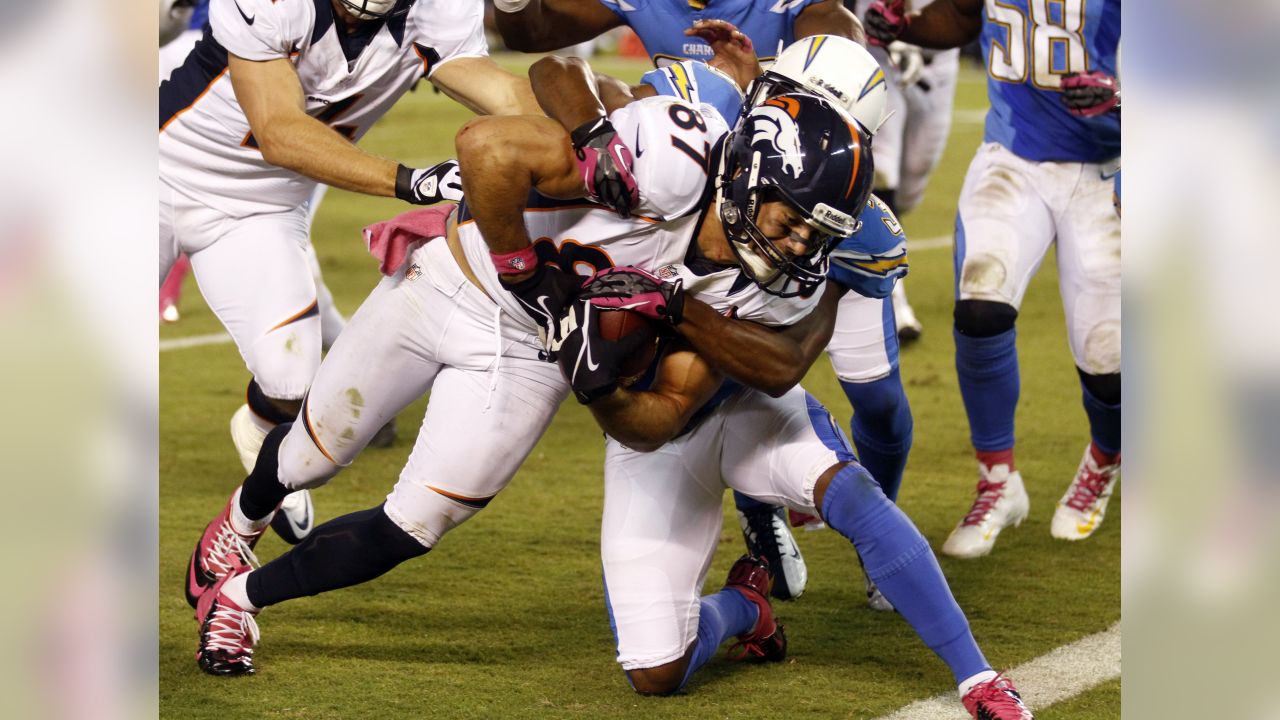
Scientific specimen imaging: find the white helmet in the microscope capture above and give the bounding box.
[337,0,415,20]
[747,35,889,135]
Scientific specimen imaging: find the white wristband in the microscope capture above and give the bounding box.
[493,0,534,13]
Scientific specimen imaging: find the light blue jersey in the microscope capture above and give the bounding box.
[600,0,821,65]
[981,0,1120,162]
[640,61,745,129]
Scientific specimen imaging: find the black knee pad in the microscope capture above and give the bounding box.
[247,378,297,425]
[954,300,1018,338]
[1077,368,1121,405]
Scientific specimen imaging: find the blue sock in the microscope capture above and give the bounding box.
[842,370,914,502]
[954,327,1019,451]
[1081,382,1121,456]
[821,464,990,683]
[678,588,758,689]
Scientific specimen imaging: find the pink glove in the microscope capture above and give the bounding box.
[578,266,685,325]
[570,118,640,218]
[864,0,909,47]
[1060,71,1120,117]
[362,204,457,276]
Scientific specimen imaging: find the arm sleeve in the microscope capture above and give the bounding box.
[827,195,909,299]
[209,0,309,60]
[607,96,730,220]
[412,0,490,77]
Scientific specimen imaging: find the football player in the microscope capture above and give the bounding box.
[865,0,1121,555]
[494,5,921,611]
[160,0,539,541]
[183,89,865,675]
[852,0,964,344]
[529,34,914,612]
[540,104,1032,718]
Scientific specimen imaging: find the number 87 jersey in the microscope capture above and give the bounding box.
[458,97,823,333]
[980,0,1120,163]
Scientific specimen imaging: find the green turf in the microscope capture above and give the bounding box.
[160,55,1119,718]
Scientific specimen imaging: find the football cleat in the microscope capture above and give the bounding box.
[962,674,1034,719]
[738,504,808,600]
[186,494,263,608]
[230,404,269,474]
[892,283,923,344]
[723,555,787,663]
[865,576,895,612]
[941,464,1030,559]
[1051,445,1121,541]
[269,488,314,545]
[196,569,260,676]
[161,301,181,323]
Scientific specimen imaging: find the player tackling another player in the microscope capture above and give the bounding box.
[181,29,1034,714]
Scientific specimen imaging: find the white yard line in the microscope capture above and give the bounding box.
[872,622,1121,720]
[159,332,232,352]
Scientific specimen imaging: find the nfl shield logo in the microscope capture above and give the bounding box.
[405,264,422,281]
[656,265,678,280]
[509,257,527,271]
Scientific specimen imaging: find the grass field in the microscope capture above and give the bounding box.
[160,54,1120,718]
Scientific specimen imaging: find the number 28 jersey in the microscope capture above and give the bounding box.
[981,0,1120,163]
[159,0,487,216]
[456,97,820,335]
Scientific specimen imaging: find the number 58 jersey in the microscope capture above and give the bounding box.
[981,0,1120,163]
[159,0,487,216]
[457,96,821,335]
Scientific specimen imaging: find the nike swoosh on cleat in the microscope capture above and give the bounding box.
[234,0,255,25]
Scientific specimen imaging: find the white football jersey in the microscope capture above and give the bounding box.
[457,96,819,333]
[159,0,487,216]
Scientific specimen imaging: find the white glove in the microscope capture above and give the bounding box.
[888,41,925,88]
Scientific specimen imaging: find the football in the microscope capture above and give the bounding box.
[596,309,659,386]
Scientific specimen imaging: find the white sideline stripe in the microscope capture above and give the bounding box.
[157,238,954,353]
[954,108,988,125]
[871,622,1121,720]
[159,332,232,352]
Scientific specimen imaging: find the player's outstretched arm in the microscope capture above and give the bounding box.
[866,0,982,50]
[429,56,542,116]
[229,54,458,205]
[675,284,847,397]
[586,346,723,453]
[493,0,623,53]
[229,54,399,196]
[795,0,866,46]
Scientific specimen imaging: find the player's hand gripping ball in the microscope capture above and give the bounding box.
[555,300,658,404]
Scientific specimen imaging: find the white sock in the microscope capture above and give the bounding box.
[220,572,259,613]
[229,487,273,536]
[958,669,998,698]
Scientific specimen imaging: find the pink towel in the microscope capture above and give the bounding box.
[362,204,457,276]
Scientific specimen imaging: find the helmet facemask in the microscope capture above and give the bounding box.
[718,164,855,298]
[336,0,414,20]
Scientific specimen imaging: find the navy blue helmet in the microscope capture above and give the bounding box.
[717,92,874,297]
